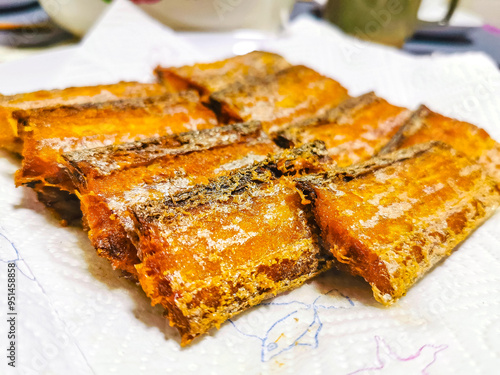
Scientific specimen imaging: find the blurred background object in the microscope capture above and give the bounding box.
[323,0,459,47]
[0,0,499,66]
[0,0,37,9]
[37,0,296,37]
[138,0,295,32]
[461,0,500,28]
[38,0,107,37]
[0,0,73,61]
[316,0,500,66]
[403,0,500,67]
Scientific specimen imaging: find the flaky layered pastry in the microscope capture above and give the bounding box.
[130,142,333,345]
[0,82,171,154]
[62,122,279,276]
[14,91,217,196]
[210,65,349,132]
[379,105,500,184]
[155,51,291,98]
[296,142,500,305]
[275,92,411,166]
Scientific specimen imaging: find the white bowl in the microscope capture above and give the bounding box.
[139,0,295,31]
[39,0,295,37]
[39,0,108,37]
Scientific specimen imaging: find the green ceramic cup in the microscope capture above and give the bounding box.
[324,0,459,47]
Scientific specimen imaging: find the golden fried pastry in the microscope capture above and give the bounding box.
[62,122,279,276]
[275,92,411,166]
[210,65,349,132]
[131,142,332,345]
[0,82,171,154]
[380,105,500,184]
[155,51,291,98]
[296,142,500,305]
[15,91,217,196]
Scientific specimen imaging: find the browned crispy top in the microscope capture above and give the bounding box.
[379,105,500,184]
[64,122,279,203]
[132,141,328,225]
[15,91,218,192]
[63,121,268,181]
[276,92,410,166]
[155,51,292,95]
[296,142,500,304]
[136,175,330,344]
[63,122,279,276]
[0,82,170,109]
[132,141,331,345]
[210,65,350,132]
[0,82,172,154]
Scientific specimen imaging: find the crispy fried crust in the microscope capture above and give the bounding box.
[154,51,291,97]
[0,82,171,154]
[63,121,270,184]
[379,105,500,185]
[132,141,328,222]
[210,65,349,132]
[14,91,218,196]
[62,122,279,276]
[296,142,500,305]
[131,142,332,345]
[275,92,411,166]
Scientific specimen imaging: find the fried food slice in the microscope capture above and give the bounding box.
[210,65,349,132]
[296,142,500,305]
[62,122,279,276]
[131,142,332,345]
[15,91,217,196]
[379,105,500,184]
[0,82,171,154]
[155,51,291,97]
[275,92,411,166]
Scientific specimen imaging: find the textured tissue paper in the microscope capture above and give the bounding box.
[1,0,500,374]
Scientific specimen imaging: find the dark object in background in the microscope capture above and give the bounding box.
[404,24,500,68]
[0,0,37,11]
[290,0,323,20]
[0,1,72,47]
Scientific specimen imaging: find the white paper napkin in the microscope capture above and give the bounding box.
[1,1,499,374]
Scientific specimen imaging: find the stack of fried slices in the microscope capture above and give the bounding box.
[2,51,499,345]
